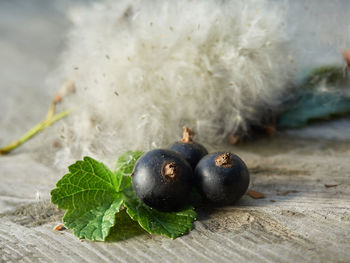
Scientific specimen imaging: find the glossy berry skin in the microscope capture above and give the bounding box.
[132,149,193,212]
[194,152,249,205]
[169,141,208,170]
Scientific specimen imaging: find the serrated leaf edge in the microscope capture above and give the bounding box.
[124,201,197,239]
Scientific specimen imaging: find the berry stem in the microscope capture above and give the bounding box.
[162,162,177,179]
[180,126,194,143]
[215,153,233,168]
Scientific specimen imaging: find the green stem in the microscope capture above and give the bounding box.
[0,109,71,155]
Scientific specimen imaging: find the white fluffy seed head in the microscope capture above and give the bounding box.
[47,0,293,166]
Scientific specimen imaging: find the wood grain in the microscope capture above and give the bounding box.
[1,138,350,262]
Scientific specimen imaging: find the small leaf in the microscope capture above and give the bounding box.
[114,150,144,175]
[279,91,350,128]
[123,187,197,239]
[303,66,346,88]
[279,65,350,129]
[118,175,132,192]
[51,152,198,241]
[106,209,147,242]
[51,157,123,241]
[65,198,123,241]
[114,151,143,191]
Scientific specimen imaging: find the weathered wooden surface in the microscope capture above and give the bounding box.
[1,136,350,262]
[2,1,350,262]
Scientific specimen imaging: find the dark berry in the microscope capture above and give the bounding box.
[132,149,193,212]
[194,152,249,205]
[169,127,208,170]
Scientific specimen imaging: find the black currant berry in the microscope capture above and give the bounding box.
[194,152,249,205]
[169,127,208,170]
[132,149,193,212]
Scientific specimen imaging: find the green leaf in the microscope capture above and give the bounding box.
[279,91,350,129]
[51,157,123,241]
[279,65,350,129]
[303,66,347,88]
[65,198,123,241]
[114,151,144,191]
[123,187,197,239]
[118,175,132,192]
[114,150,196,239]
[114,150,144,175]
[106,209,147,242]
[51,151,197,241]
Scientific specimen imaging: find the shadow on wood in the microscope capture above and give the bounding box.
[106,209,149,242]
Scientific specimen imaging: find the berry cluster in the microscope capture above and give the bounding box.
[132,127,250,212]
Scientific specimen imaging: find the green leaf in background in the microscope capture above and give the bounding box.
[123,187,197,239]
[51,157,124,241]
[303,66,347,88]
[279,91,350,128]
[279,65,350,129]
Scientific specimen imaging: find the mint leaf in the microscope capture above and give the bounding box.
[123,187,197,239]
[51,157,123,241]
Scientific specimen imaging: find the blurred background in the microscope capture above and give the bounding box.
[1,0,350,147]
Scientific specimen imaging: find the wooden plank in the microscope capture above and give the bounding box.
[1,137,350,262]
